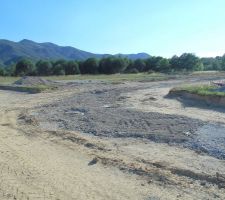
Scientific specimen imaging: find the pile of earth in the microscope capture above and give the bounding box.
[13,76,54,86]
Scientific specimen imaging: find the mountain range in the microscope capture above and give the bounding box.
[0,39,150,66]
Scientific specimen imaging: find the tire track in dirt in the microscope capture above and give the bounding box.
[0,109,151,200]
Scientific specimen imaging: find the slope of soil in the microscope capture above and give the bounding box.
[168,89,225,107]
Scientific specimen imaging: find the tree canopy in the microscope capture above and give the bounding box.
[15,59,35,76]
[2,52,225,77]
[36,60,52,76]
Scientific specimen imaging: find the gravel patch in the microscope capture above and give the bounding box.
[184,123,225,159]
[35,84,203,143]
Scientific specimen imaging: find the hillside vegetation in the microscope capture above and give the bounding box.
[0,39,150,66]
[0,39,225,77]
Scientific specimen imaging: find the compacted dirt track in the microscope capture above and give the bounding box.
[0,76,225,200]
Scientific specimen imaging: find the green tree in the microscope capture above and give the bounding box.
[170,55,180,71]
[99,57,113,74]
[221,54,225,70]
[180,53,201,71]
[0,67,5,76]
[52,64,65,75]
[170,53,202,71]
[158,58,170,72]
[145,56,164,72]
[15,59,35,76]
[99,57,129,74]
[201,57,220,71]
[36,60,52,76]
[82,58,99,74]
[52,59,66,75]
[64,61,80,75]
[4,65,16,76]
[133,59,146,72]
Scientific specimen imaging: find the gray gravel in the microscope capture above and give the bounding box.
[184,123,225,159]
[34,83,203,143]
[25,81,225,159]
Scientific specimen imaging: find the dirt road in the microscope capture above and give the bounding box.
[0,77,225,199]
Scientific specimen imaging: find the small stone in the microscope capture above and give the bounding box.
[88,157,98,166]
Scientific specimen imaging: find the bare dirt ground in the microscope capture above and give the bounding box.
[0,76,225,200]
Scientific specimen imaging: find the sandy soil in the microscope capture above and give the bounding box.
[123,82,225,124]
[0,76,225,200]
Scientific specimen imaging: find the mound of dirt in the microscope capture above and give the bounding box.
[169,89,225,107]
[14,76,53,86]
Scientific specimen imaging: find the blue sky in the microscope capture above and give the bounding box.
[1,0,225,57]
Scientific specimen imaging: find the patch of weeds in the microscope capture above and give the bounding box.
[171,85,225,97]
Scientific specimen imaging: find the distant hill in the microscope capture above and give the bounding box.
[0,39,150,66]
[115,53,150,60]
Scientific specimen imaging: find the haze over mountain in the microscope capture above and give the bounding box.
[0,39,150,66]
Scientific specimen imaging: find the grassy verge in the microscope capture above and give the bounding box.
[21,84,57,93]
[171,85,225,97]
[0,73,170,85]
[0,77,20,84]
[1,71,225,84]
[44,73,170,83]
[191,71,225,76]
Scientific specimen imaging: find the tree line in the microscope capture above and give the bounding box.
[0,53,225,76]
